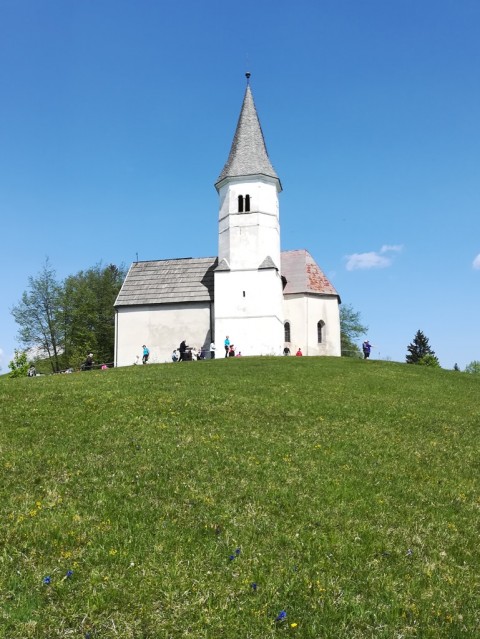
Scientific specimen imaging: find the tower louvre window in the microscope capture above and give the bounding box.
[245,194,250,212]
[284,321,291,343]
[317,320,325,344]
[238,195,244,212]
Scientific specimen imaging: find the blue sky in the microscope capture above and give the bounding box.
[1,0,479,371]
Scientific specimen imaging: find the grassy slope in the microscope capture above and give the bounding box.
[0,357,479,638]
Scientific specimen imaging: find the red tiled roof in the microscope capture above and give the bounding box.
[281,249,339,298]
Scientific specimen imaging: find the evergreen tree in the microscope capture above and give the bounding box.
[406,330,437,364]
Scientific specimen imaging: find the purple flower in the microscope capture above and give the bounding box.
[229,555,235,561]
[275,610,287,622]
[251,582,257,591]
[66,570,74,578]
[43,576,51,585]
[235,548,241,556]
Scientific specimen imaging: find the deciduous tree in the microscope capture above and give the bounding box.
[340,304,368,357]
[11,259,63,372]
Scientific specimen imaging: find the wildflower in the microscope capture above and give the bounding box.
[251,582,257,591]
[229,555,235,561]
[407,548,413,556]
[291,622,298,628]
[235,548,241,556]
[275,610,287,622]
[66,570,74,578]
[109,548,117,556]
[43,576,51,585]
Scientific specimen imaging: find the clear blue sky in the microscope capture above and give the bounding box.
[1,0,479,371]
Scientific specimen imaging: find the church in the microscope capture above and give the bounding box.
[114,75,341,365]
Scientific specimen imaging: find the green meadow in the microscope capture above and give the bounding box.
[1,357,479,638]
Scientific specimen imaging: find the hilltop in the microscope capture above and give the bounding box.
[1,357,478,638]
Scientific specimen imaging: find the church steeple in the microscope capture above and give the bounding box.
[215,74,281,192]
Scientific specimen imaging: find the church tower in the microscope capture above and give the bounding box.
[214,74,285,356]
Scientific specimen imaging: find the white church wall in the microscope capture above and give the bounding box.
[283,294,341,357]
[115,303,212,366]
[214,268,284,356]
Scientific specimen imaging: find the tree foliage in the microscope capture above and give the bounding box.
[406,330,439,365]
[340,304,368,357]
[464,360,480,374]
[11,259,63,372]
[12,261,126,372]
[8,349,29,378]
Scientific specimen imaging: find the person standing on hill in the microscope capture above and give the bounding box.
[83,353,94,371]
[142,345,150,364]
[296,347,303,356]
[224,336,230,358]
[362,340,372,359]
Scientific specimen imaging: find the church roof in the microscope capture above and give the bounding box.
[281,250,340,299]
[216,81,281,191]
[115,257,217,306]
[116,250,338,308]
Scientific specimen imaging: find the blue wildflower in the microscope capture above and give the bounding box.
[251,582,257,591]
[66,570,74,578]
[275,610,287,622]
[229,555,235,561]
[43,576,51,585]
[235,548,241,555]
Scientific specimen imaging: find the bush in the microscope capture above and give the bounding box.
[8,349,29,378]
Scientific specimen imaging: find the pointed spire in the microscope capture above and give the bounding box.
[216,75,281,191]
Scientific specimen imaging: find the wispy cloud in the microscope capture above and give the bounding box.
[473,254,480,270]
[345,245,403,271]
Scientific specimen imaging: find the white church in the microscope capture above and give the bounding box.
[114,75,341,365]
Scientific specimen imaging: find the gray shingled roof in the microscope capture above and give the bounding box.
[215,84,281,190]
[115,257,217,306]
[281,250,340,299]
[115,250,338,309]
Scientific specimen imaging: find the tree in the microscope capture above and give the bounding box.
[8,349,29,378]
[61,263,126,367]
[464,360,480,374]
[406,330,438,365]
[417,353,441,368]
[340,304,368,357]
[11,259,63,372]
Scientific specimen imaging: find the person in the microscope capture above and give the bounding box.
[283,346,291,356]
[362,340,372,359]
[210,341,215,359]
[27,364,37,377]
[296,348,303,356]
[83,353,94,371]
[142,345,150,364]
[101,363,108,370]
[224,336,230,358]
[172,349,179,363]
[179,340,188,362]
[228,344,235,357]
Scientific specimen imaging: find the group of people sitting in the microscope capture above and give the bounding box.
[172,341,207,362]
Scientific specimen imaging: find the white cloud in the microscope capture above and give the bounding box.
[380,244,403,254]
[345,244,403,271]
[345,252,391,271]
[473,254,480,270]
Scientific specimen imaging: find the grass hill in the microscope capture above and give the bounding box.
[1,357,478,638]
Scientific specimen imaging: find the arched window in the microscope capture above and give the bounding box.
[245,194,251,212]
[238,195,244,212]
[284,321,291,343]
[317,320,325,344]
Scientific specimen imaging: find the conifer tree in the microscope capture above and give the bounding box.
[406,330,437,364]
